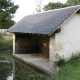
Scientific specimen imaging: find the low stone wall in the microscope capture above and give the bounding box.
[0,29,12,35]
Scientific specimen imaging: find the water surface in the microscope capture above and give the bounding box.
[0,61,13,80]
[0,53,47,80]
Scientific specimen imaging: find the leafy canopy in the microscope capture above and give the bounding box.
[0,0,19,29]
[43,0,80,11]
[66,0,80,6]
[43,2,68,11]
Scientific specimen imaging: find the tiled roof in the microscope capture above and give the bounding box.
[8,5,80,36]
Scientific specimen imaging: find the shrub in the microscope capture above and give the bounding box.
[55,54,66,67]
[0,35,13,51]
[69,52,80,63]
[0,34,3,39]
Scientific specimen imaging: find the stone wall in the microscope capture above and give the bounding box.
[49,13,80,64]
[0,29,12,35]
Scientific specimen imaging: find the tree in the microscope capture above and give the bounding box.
[66,0,80,6]
[0,0,19,29]
[35,0,43,12]
[43,2,68,11]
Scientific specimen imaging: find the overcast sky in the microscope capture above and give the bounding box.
[12,0,67,22]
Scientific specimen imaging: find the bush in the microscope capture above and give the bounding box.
[47,52,80,80]
[0,35,13,51]
[55,54,66,67]
[70,52,80,61]
[0,34,3,39]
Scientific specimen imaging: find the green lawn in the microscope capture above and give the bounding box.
[48,55,80,80]
[0,34,13,51]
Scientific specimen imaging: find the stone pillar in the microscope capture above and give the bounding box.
[49,35,55,73]
[13,34,15,54]
[49,34,60,73]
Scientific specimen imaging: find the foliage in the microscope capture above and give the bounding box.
[15,62,47,80]
[0,34,13,51]
[0,34,3,38]
[66,0,80,6]
[35,0,43,12]
[43,2,68,11]
[55,54,66,67]
[69,52,80,62]
[43,0,80,11]
[55,59,65,67]
[47,53,80,80]
[0,0,19,29]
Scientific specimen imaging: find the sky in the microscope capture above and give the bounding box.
[12,0,67,22]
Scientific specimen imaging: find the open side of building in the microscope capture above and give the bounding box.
[9,5,80,73]
[15,34,49,57]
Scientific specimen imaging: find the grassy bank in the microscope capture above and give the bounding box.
[48,54,80,80]
[0,34,13,51]
[0,34,13,60]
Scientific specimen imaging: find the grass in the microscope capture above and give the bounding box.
[0,34,13,60]
[0,34,13,51]
[0,52,13,59]
[48,53,80,80]
[52,62,80,80]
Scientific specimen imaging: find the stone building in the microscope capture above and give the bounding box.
[9,5,80,73]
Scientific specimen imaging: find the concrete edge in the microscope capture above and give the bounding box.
[13,54,51,74]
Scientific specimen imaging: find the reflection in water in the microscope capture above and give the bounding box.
[7,74,13,80]
[0,58,47,80]
[13,58,47,80]
[0,61,13,80]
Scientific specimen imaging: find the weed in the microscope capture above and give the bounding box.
[70,52,80,62]
[54,54,65,67]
